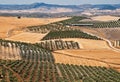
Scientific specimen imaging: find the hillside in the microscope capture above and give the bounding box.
[0,3,120,10]
[0,16,69,38]
[0,16,120,82]
[0,3,120,17]
[91,15,120,22]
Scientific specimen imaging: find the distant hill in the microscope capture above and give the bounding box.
[0,3,80,10]
[0,3,120,17]
[0,3,119,10]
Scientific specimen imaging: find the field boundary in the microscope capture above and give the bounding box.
[77,29,120,52]
[53,51,120,67]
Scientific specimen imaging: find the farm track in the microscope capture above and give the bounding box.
[7,29,13,38]
[7,27,25,38]
[53,51,120,67]
[56,66,62,77]
[74,27,120,52]
[3,65,24,82]
[1,16,120,81]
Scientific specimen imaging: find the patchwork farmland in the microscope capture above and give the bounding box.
[0,16,120,82]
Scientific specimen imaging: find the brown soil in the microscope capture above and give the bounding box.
[5,32,48,43]
[53,49,120,71]
[91,15,120,22]
[75,27,120,40]
[0,16,69,38]
[61,38,110,50]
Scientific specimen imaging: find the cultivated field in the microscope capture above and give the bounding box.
[5,32,48,43]
[0,46,21,60]
[91,28,120,40]
[91,15,120,21]
[52,38,120,71]
[61,38,110,49]
[53,49,120,71]
[0,16,69,38]
[53,51,109,67]
[76,27,120,40]
[0,16,120,82]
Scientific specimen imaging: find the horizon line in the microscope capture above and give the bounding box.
[0,2,119,5]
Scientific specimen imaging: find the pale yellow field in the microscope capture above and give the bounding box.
[61,38,111,50]
[91,15,120,21]
[1,16,120,72]
[52,38,120,71]
[53,51,109,67]
[0,16,69,38]
[53,49,120,70]
[5,32,48,43]
[54,49,120,60]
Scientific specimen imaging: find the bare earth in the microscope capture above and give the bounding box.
[52,38,120,71]
[91,15,120,21]
[53,49,120,71]
[0,16,69,38]
[91,28,120,40]
[75,27,120,40]
[61,38,110,50]
[1,16,120,72]
[53,50,109,67]
[5,32,48,43]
